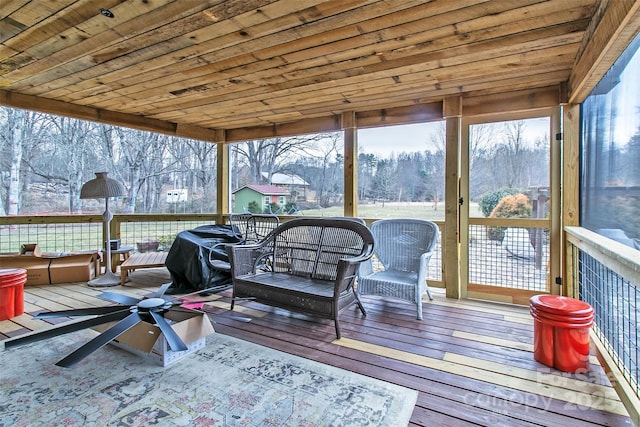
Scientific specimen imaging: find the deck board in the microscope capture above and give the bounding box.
[0,269,633,426]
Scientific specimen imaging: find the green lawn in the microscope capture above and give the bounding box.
[296,201,482,220]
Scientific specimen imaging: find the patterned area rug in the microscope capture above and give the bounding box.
[1,330,417,426]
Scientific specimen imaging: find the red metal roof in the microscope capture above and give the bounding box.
[233,184,290,195]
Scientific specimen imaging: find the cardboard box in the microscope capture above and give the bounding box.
[49,253,98,284]
[20,243,42,257]
[0,255,50,285]
[0,252,99,285]
[95,308,215,366]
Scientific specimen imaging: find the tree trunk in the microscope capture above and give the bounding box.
[7,113,24,215]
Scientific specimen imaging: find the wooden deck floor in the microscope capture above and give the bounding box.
[1,268,634,426]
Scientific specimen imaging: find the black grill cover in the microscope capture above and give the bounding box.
[165,224,241,292]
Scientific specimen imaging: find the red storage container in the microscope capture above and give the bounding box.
[0,268,27,320]
[530,295,594,373]
[0,283,15,320]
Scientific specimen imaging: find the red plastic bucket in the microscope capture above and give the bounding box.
[13,282,25,317]
[0,268,27,320]
[530,295,594,373]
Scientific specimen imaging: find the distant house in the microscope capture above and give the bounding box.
[166,189,188,203]
[261,173,310,202]
[232,184,290,213]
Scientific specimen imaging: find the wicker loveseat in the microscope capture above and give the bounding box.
[226,217,375,338]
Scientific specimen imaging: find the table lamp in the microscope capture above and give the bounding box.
[80,172,126,287]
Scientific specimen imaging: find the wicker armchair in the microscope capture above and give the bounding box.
[357,218,439,320]
[229,213,280,244]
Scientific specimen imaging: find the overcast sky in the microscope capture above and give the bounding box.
[358,122,440,156]
[356,118,550,156]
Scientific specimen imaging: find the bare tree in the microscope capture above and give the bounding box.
[1,109,25,215]
[358,152,377,201]
[373,158,397,206]
[231,135,325,185]
[468,123,497,174]
[428,121,497,202]
[501,120,528,187]
[48,117,99,212]
[302,133,342,207]
[0,107,223,215]
[111,128,176,213]
[172,138,217,212]
[16,116,113,213]
[1,109,55,214]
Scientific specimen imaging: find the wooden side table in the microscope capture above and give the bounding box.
[120,251,168,285]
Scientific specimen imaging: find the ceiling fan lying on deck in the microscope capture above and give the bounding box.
[3,283,251,368]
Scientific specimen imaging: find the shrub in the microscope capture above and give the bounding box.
[158,234,175,251]
[491,193,531,218]
[247,201,261,214]
[284,202,298,214]
[479,188,520,217]
[487,193,532,241]
[264,202,280,214]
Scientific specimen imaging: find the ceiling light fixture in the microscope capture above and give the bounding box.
[99,8,115,18]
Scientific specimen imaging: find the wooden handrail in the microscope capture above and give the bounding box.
[565,226,640,286]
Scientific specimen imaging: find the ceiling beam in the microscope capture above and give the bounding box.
[2,85,562,144]
[462,85,562,117]
[0,89,221,142]
[569,0,640,103]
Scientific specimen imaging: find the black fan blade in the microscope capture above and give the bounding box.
[35,305,128,319]
[56,311,141,368]
[167,306,203,314]
[146,282,173,299]
[98,292,141,306]
[4,308,131,349]
[149,310,188,352]
[171,303,253,323]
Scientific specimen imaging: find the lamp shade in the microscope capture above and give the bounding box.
[80,172,126,199]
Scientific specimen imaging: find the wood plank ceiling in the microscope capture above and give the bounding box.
[0,0,608,141]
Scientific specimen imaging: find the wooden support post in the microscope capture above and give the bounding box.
[443,97,462,299]
[342,111,357,218]
[549,106,562,295]
[216,129,229,225]
[562,104,580,296]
